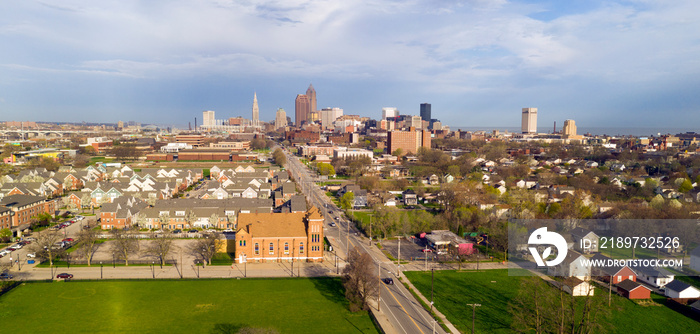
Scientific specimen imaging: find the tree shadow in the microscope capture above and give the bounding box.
[210,323,245,334]
[310,277,349,309]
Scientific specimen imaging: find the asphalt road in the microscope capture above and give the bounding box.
[283,148,446,334]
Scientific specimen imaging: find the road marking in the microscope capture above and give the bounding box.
[381,284,409,334]
[384,282,426,334]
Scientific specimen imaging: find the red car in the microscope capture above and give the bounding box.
[62,238,75,243]
[421,248,434,253]
[56,273,73,279]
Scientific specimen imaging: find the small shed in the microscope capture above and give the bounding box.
[664,280,700,299]
[616,279,651,300]
[562,277,595,297]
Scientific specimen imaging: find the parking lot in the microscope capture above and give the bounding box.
[379,237,437,262]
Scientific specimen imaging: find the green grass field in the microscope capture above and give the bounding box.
[0,278,378,334]
[404,269,700,334]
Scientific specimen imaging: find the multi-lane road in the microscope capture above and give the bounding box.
[282,148,446,334]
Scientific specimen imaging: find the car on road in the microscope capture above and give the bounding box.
[329,222,336,227]
[382,278,394,285]
[421,248,434,253]
[0,272,13,280]
[56,273,73,279]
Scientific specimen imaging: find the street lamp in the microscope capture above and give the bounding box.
[100,261,103,279]
[112,252,115,268]
[151,261,155,279]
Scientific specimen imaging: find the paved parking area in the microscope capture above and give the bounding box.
[379,238,437,262]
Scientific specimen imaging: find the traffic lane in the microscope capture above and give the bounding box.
[380,269,443,334]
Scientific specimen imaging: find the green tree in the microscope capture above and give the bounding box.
[340,192,355,210]
[678,178,693,193]
[317,162,335,176]
[0,228,11,243]
[271,148,286,166]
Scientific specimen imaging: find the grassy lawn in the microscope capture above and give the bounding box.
[404,269,700,334]
[0,278,378,334]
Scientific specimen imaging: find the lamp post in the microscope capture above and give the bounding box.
[112,252,115,268]
[151,261,155,279]
[100,261,103,279]
[368,214,373,246]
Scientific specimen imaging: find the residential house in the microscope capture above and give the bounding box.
[570,227,599,253]
[591,254,637,284]
[548,251,591,279]
[664,280,700,299]
[632,266,674,288]
[690,246,700,272]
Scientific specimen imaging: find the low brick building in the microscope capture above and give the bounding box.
[234,207,324,263]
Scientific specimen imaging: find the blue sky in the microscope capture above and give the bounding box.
[1,0,699,129]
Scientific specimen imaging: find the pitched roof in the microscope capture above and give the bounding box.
[616,279,648,292]
[664,280,694,293]
[238,212,308,238]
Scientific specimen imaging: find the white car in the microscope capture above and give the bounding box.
[26,253,36,258]
[0,250,10,256]
[75,216,85,221]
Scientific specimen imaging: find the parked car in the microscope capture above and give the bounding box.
[172,229,182,234]
[10,244,22,249]
[421,248,434,253]
[26,253,36,258]
[75,216,85,221]
[56,273,73,279]
[25,237,37,242]
[188,229,198,233]
[62,238,75,243]
[0,272,13,280]
[382,278,394,285]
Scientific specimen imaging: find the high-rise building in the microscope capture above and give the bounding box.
[306,84,317,116]
[203,110,216,127]
[563,119,577,136]
[252,92,259,127]
[521,108,538,134]
[420,103,431,126]
[387,129,431,155]
[382,107,398,120]
[320,107,344,129]
[275,108,287,130]
[295,94,310,127]
[410,115,423,129]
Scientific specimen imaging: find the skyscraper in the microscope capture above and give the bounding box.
[521,108,538,134]
[275,108,287,130]
[420,103,431,125]
[295,94,310,127]
[563,119,577,136]
[382,107,398,120]
[320,107,343,129]
[306,84,317,116]
[252,92,259,127]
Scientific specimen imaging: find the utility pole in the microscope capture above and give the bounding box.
[368,213,373,246]
[425,245,428,271]
[378,262,381,312]
[609,275,612,306]
[397,238,401,276]
[431,268,434,314]
[466,303,482,334]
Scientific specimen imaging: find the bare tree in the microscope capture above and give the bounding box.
[111,229,139,266]
[189,233,219,265]
[159,212,170,230]
[185,210,197,229]
[342,247,379,312]
[209,213,220,229]
[30,230,65,266]
[76,228,100,266]
[146,232,175,267]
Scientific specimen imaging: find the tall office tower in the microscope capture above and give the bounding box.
[521,108,538,134]
[306,84,317,116]
[275,108,287,130]
[410,115,423,129]
[563,119,577,136]
[295,94,310,127]
[420,103,431,127]
[252,92,259,127]
[382,107,398,120]
[203,110,216,127]
[320,107,344,129]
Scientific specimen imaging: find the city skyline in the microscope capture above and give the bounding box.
[1,1,700,129]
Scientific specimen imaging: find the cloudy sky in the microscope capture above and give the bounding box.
[1,0,700,130]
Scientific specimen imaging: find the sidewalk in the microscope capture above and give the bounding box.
[399,271,460,334]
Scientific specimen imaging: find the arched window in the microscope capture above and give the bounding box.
[284,242,289,255]
[269,242,274,255]
[299,242,304,254]
[254,243,259,255]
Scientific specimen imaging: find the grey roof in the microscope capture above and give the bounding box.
[571,227,598,240]
[664,280,693,293]
[616,279,647,292]
[0,194,46,207]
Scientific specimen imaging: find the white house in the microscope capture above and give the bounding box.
[664,280,700,299]
[633,266,674,288]
[548,251,591,280]
[690,246,700,272]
